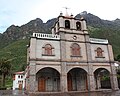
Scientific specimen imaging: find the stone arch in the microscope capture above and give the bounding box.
[36,66,60,74]
[36,67,60,92]
[67,67,88,91]
[42,42,54,48]
[94,68,111,89]
[93,67,111,73]
[67,66,88,73]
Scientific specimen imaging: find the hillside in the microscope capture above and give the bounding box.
[0,11,120,72]
[75,11,120,57]
[0,39,29,72]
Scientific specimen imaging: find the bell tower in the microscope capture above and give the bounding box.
[52,12,88,35]
[51,12,91,92]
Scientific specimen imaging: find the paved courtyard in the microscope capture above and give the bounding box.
[0,90,28,96]
[0,90,120,96]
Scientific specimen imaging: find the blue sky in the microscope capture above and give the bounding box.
[0,0,120,33]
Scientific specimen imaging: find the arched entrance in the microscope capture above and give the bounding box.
[67,68,88,91]
[36,67,60,92]
[94,68,111,89]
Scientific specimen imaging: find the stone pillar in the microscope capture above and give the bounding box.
[110,63,119,90]
[59,32,68,92]
[88,64,96,91]
[30,38,36,60]
[97,76,101,89]
[29,75,36,91]
[85,35,96,91]
[29,37,37,92]
[29,62,37,92]
[81,18,87,31]
[107,45,119,90]
[59,16,64,28]
[60,62,67,92]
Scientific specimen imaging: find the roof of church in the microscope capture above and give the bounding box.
[14,71,24,75]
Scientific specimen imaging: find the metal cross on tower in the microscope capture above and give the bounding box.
[63,7,70,16]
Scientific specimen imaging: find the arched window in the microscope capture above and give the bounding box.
[71,43,80,56]
[43,44,53,55]
[96,47,103,57]
[76,22,81,30]
[65,20,70,29]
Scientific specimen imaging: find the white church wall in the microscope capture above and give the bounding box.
[65,34,85,42]
[90,44,109,61]
[35,39,60,60]
[65,42,87,61]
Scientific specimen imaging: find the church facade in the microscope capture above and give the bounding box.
[26,13,118,92]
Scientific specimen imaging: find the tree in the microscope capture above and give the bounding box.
[117,54,120,62]
[0,58,11,87]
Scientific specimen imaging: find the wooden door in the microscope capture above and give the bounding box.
[38,78,45,92]
[67,73,72,91]
[19,84,22,90]
[86,77,88,90]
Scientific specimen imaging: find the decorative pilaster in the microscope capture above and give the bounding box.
[30,38,36,60]
[60,62,67,92]
[88,64,96,91]
[110,63,119,90]
[29,75,36,92]
[29,62,36,92]
[59,32,68,92]
[85,35,96,91]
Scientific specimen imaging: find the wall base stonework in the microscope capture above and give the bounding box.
[29,90,119,96]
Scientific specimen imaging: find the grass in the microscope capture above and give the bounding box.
[0,76,13,89]
[5,76,13,88]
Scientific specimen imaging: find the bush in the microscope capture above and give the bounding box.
[101,76,110,81]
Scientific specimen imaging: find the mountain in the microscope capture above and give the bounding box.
[75,11,119,28]
[75,11,120,57]
[0,11,120,72]
[0,18,51,49]
[2,18,49,41]
[114,18,120,25]
[45,18,57,29]
[75,11,104,27]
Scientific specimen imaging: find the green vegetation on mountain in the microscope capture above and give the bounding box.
[88,26,120,57]
[0,39,29,72]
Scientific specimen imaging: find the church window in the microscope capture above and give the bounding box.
[96,47,104,57]
[18,75,20,78]
[71,43,81,56]
[65,20,70,29]
[21,75,23,78]
[76,22,81,30]
[43,44,54,56]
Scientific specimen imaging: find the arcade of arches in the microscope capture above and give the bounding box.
[36,68,60,92]
[67,68,87,91]
[36,67,113,92]
[94,68,111,89]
